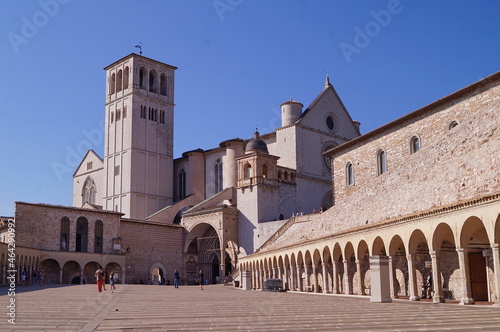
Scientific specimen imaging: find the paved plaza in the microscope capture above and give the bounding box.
[2,284,500,331]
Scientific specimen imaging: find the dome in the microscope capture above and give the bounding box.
[245,131,268,154]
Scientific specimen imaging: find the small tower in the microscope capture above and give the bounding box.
[236,131,280,254]
[280,100,303,127]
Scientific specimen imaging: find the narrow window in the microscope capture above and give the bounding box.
[410,136,420,154]
[76,217,88,252]
[82,177,96,205]
[178,169,186,199]
[377,150,387,175]
[116,69,123,92]
[149,69,157,93]
[139,66,147,89]
[116,109,121,121]
[160,73,167,96]
[123,66,129,89]
[114,165,120,176]
[245,164,252,178]
[60,217,70,251]
[214,158,223,193]
[123,106,127,118]
[262,165,268,178]
[109,73,116,94]
[110,111,114,123]
[94,220,103,253]
[346,162,354,185]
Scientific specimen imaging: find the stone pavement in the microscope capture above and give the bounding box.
[2,284,500,331]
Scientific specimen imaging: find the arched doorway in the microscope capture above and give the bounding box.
[185,223,222,285]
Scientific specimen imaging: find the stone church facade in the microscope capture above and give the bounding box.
[1,53,499,306]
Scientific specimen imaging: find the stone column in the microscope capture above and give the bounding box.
[304,264,310,291]
[289,265,294,290]
[59,268,63,284]
[343,259,350,295]
[322,263,328,293]
[296,265,302,291]
[430,251,445,303]
[406,253,420,301]
[332,261,340,294]
[279,267,285,289]
[80,270,84,285]
[312,264,318,292]
[356,260,365,295]
[491,244,500,305]
[388,256,398,298]
[456,248,475,305]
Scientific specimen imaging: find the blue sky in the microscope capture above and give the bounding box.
[1,0,499,217]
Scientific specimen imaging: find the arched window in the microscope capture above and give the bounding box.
[94,220,103,253]
[448,120,459,130]
[82,177,96,205]
[277,170,282,180]
[139,66,147,89]
[245,164,252,178]
[76,217,88,252]
[214,158,223,194]
[284,171,288,181]
[262,165,268,178]
[109,73,116,94]
[178,169,186,199]
[279,213,284,220]
[346,162,354,186]
[149,69,157,93]
[377,150,387,175]
[123,66,129,89]
[410,136,420,154]
[160,73,167,96]
[116,69,123,92]
[60,217,70,251]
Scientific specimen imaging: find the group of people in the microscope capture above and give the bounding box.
[94,266,117,293]
[20,269,45,286]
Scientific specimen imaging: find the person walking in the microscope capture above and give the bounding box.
[109,272,116,293]
[95,266,105,292]
[173,269,180,288]
[198,269,204,290]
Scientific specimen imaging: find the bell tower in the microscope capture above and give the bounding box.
[103,53,177,219]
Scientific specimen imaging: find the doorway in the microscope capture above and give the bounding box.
[469,253,488,301]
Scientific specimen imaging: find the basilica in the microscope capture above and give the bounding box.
[1,53,499,306]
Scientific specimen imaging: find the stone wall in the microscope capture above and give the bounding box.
[15,202,121,253]
[120,219,183,284]
[328,81,500,231]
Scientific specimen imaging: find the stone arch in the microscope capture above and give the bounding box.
[344,242,355,294]
[356,240,370,295]
[40,259,60,284]
[432,222,459,300]
[62,260,81,284]
[389,234,407,297]
[83,261,100,285]
[372,236,387,256]
[460,216,490,301]
[149,261,167,285]
[105,262,123,284]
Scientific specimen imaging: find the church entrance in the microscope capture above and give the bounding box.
[185,223,222,284]
[469,253,488,301]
